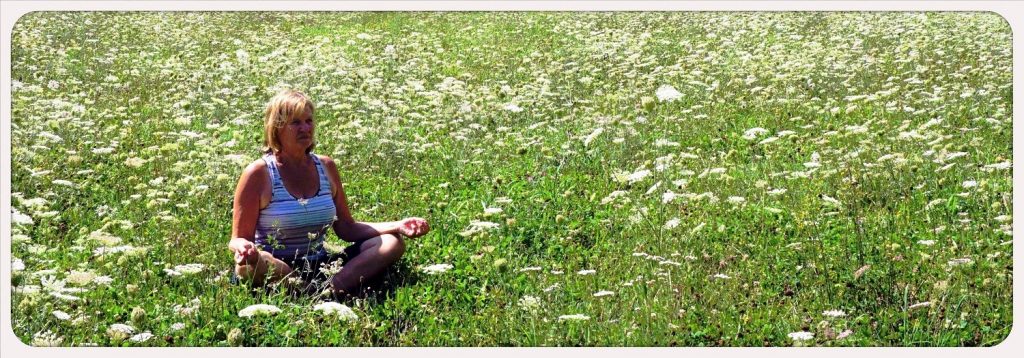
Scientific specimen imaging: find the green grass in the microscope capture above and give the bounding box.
[9,11,1012,346]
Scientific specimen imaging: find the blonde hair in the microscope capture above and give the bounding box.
[263,89,316,154]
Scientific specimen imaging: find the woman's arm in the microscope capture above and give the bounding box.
[320,156,429,242]
[229,160,268,264]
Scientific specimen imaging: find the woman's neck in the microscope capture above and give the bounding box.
[275,150,309,167]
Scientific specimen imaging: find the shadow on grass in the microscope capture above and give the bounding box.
[233,259,419,306]
[348,260,418,305]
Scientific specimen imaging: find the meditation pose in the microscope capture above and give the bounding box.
[228,89,429,298]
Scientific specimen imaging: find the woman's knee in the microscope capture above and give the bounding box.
[379,234,405,261]
[234,251,291,284]
[234,251,264,279]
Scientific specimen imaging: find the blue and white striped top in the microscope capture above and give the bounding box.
[254,153,337,260]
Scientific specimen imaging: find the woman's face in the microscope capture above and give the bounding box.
[277,108,314,153]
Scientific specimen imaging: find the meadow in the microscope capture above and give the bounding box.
[8,12,1013,346]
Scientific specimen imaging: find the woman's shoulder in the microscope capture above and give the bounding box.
[240,158,270,181]
[246,157,269,171]
[235,158,271,198]
[315,154,338,169]
[314,154,342,188]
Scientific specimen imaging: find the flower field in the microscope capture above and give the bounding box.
[8,12,1013,346]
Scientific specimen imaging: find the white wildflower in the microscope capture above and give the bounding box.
[15,285,41,295]
[821,195,842,207]
[583,127,604,147]
[173,263,205,274]
[664,218,680,230]
[420,263,454,275]
[504,103,524,113]
[173,298,201,315]
[238,304,281,318]
[32,330,64,346]
[469,221,500,229]
[662,190,678,204]
[518,295,540,311]
[313,302,358,321]
[41,276,84,301]
[39,131,62,142]
[108,323,136,335]
[983,161,1011,170]
[601,190,628,205]
[742,127,769,140]
[822,310,846,318]
[52,310,71,321]
[12,208,33,226]
[129,332,154,343]
[558,314,591,321]
[947,258,973,267]
[787,331,814,341]
[627,169,651,184]
[690,222,706,235]
[483,207,503,215]
[644,181,662,195]
[88,230,122,246]
[654,138,679,147]
[123,157,146,168]
[593,290,615,297]
[655,85,682,102]
[925,199,946,210]
[65,270,96,286]
[908,301,932,310]
[93,244,137,256]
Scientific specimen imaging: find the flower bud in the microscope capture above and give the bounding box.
[130,306,147,325]
[227,328,243,346]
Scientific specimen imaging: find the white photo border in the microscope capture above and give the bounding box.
[1,1,1020,357]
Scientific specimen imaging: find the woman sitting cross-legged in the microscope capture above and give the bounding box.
[228,89,429,299]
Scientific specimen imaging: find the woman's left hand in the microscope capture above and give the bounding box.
[398,217,430,238]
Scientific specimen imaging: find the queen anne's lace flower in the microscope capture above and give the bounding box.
[313,302,358,321]
[787,331,814,341]
[238,304,282,318]
[420,264,453,275]
[558,314,590,321]
[655,85,682,102]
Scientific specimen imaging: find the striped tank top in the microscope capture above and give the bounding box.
[254,153,337,260]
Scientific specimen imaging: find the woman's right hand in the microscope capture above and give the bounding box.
[228,238,259,266]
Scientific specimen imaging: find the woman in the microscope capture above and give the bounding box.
[228,89,429,298]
